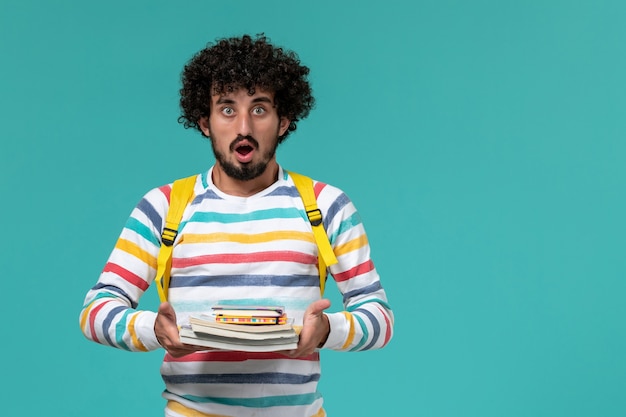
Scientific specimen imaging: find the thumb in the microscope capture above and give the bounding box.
[307,298,331,316]
[158,301,177,322]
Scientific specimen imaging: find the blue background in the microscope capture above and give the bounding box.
[1,1,624,415]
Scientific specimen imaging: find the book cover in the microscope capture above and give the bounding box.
[205,304,290,325]
[179,326,299,352]
[214,314,287,324]
[211,304,285,316]
[189,315,296,333]
[190,322,298,341]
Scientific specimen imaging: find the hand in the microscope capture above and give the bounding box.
[285,299,331,358]
[155,302,207,358]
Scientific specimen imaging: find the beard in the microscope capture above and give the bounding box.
[209,131,280,181]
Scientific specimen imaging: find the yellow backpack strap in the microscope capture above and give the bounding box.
[155,175,197,302]
[289,171,338,296]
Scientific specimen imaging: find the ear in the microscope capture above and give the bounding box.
[278,117,291,137]
[198,117,211,137]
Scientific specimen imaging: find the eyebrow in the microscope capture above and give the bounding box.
[215,96,274,105]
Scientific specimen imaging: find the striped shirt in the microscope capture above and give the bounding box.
[80,166,394,417]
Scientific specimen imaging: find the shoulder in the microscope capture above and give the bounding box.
[285,170,355,215]
[139,182,173,209]
[136,174,202,216]
[312,179,346,205]
[285,170,345,200]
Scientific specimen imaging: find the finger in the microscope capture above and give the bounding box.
[307,299,331,316]
[168,347,199,358]
[169,344,216,358]
[284,346,315,358]
[158,301,176,321]
[156,302,181,351]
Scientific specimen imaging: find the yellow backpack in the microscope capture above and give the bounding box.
[154,171,338,302]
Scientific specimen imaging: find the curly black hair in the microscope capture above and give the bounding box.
[178,34,314,142]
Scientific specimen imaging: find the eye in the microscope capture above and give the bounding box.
[252,106,266,115]
[222,107,234,116]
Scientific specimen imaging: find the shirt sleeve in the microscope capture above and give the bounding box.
[78,185,171,352]
[315,182,394,351]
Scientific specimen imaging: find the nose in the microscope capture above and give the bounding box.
[237,113,253,137]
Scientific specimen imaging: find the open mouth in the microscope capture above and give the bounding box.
[232,138,257,163]
[236,144,254,156]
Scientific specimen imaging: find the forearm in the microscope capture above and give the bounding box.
[79,291,161,351]
[79,244,160,352]
[321,293,394,351]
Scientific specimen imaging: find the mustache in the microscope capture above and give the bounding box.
[229,135,259,151]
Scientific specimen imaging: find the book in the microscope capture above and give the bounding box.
[190,314,297,332]
[214,314,288,325]
[179,326,299,352]
[208,304,288,325]
[179,304,300,352]
[191,324,297,340]
[211,305,285,317]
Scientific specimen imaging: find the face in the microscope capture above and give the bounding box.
[199,88,290,181]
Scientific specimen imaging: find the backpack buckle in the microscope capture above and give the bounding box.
[306,208,323,226]
[161,227,178,246]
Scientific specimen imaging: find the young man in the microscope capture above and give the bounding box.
[80,34,394,417]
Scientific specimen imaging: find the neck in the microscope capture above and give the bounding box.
[212,161,279,197]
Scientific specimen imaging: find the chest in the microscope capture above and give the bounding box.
[170,197,319,277]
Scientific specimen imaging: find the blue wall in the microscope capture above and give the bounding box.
[1,1,624,415]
